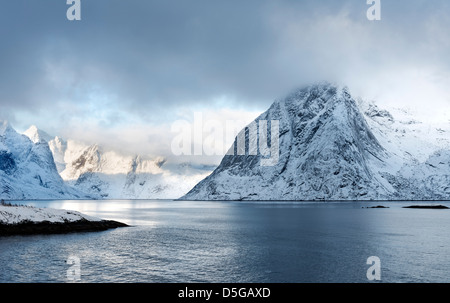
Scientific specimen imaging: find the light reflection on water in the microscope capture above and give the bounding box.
[1,200,450,283]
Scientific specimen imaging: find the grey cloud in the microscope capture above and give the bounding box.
[1,0,450,132]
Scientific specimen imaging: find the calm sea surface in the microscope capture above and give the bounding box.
[1,200,450,283]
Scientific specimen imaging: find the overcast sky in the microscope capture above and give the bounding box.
[1,0,450,160]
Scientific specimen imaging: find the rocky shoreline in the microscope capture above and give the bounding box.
[0,219,128,236]
[0,202,129,236]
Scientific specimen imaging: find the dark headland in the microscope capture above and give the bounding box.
[0,201,128,236]
[0,219,128,236]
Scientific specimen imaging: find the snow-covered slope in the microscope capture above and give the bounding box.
[23,125,53,144]
[24,125,68,173]
[0,204,101,224]
[181,83,450,201]
[57,141,211,199]
[0,121,87,200]
[0,203,127,235]
[359,102,450,199]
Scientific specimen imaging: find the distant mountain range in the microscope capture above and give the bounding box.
[0,122,212,200]
[182,82,450,200]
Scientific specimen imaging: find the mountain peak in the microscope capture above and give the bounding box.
[0,120,14,136]
[284,82,351,105]
[23,125,53,143]
[181,84,391,201]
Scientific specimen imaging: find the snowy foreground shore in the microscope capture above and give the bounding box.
[0,203,128,236]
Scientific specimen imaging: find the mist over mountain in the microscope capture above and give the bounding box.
[55,140,211,199]
[21,126,212,200]
[0,120,213,200]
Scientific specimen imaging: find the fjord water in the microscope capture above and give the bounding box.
[1,200,450,283]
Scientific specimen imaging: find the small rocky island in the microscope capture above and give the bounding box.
[0,201,128,236]
[403,205,449,209]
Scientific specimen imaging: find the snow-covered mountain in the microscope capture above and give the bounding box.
[24,125,68,172]
[0,121,87,200]
[4,82,449,201]
[181,82,450,201]
[58,142,212,199]
[21,127,212,199]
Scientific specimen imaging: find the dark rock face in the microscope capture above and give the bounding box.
[0,219,128,236]
[0,151,16,174]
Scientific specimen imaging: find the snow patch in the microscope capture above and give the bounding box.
[0,204,102,225]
